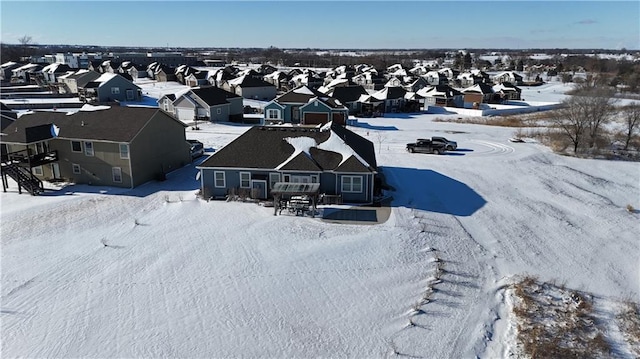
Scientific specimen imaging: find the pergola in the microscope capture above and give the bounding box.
[271,182,320,217]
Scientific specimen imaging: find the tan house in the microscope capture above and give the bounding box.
[1,107,191,192]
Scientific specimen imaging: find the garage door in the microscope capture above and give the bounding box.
[303,113,329,125]
[176,108,195,123]
[332,113,345,125]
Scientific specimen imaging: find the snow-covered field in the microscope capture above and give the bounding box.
[1,85,638,358]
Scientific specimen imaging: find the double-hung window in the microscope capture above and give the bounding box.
[341,176,363,193]
[214,171,226,188]
[71,141,82,153]
[112,167,122,183]
[84,141,94,156]
[119,143,129,159]
[267,109,280,119]
[240,172,251,188]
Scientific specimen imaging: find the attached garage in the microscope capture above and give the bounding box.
[332,113,345,125]
[176,107,195,122]
[303,112,329,125]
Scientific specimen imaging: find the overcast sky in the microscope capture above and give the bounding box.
[2,1,639,49]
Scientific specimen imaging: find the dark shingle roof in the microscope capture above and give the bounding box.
[236,76,275,88]
[1,107,182,144]
[199,125,375,173]
[330,86,368,103]
[191,87,240,106]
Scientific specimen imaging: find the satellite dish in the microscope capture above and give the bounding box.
[50,124,60,137]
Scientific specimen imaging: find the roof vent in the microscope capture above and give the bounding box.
[81,121,85,126]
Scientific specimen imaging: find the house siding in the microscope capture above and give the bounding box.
[97,76,141,102]
[8,140,133,187]
[208,104,230,122]
[129,112,191,187]
[239,86,277,101]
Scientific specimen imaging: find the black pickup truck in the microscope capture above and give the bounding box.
[406,138,447,154]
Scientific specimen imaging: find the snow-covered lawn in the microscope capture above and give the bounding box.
[1,85,638,358]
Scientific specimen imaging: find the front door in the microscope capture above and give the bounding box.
[251,180,267,199]
[50,163,60,179]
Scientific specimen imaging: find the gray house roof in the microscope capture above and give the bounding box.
[191,87,241,106]
[1,107,185,144]
[199,124,376,173]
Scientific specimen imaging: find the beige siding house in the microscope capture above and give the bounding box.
[2,107,190,189]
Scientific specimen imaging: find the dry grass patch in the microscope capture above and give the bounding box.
[510,276,612,358]
[617,300,640,357]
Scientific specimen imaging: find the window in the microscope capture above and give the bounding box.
[216,108,222,115]
[267,109,280,119]
[112,167,122,183]
[214,171,226,188]
[341,176,363,193]
[269,173,281,189]
[126,89,134,100]
[283,174,291,182]
[32,166,43,176]
[111,87,120,95]
[119,143,129,159]
[71,141,82,152]
[310,175,319,183]
[84,141,94,156]
[72,164,81,174]
[240,172,251,188]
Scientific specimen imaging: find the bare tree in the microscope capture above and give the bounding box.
[17,35,34,59]
[621,103,640,150]
[572,80,617,148]
[551,97,588,154]
[551,81,617,154]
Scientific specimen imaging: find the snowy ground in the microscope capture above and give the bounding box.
[1,84,639,358]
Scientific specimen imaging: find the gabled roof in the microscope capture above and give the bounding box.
[83,73,140,90]
[190,86,241,106]
[372,86,407,100]
[493,82,522,93]
[417,85,462,98]
[462,82,495,94]
[1,107,184,144]
[274,85,326,104]
[328,85,368,103]
[228,75,275,88]
[199,124,376,173]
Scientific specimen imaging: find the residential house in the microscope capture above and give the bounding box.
[224,75,277,100]
[263,86,348,125]
[154,65,177,82]
[461,82,496,107]
[40,63,74,84]
[1,62,23,82]
[185,71,210,87]
[437,68,459,83]
[119,62,146,79]
[360,86,407,113]
[404,77,430,93]
[492,82,522,101]
[457,69,490,87]
[11,63,43,84]
[263,71,291,92]
[352,71,385,91]
[1,107,191,189]
[493,71,524,85]
[79,73,142,103]
[196,124,377,203]
[289,70,324,89]
[417,85,464,108]
[58,69,101,94]
[423,70,449,86]
[322,85,368,115]
[172,86,244,123]
[88,60,106,73]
